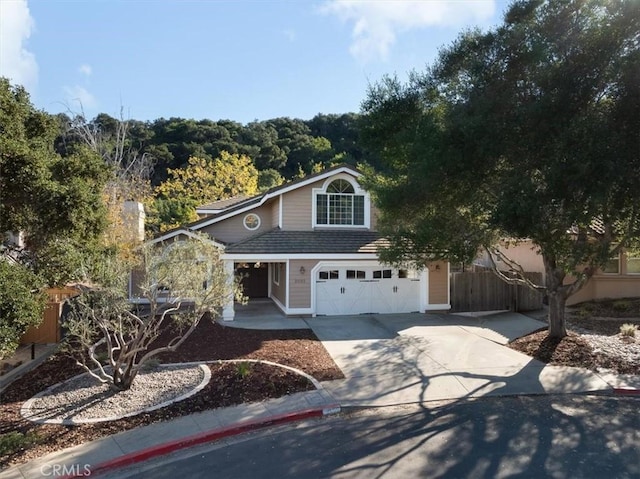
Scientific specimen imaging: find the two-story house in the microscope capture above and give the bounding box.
[144,165,451,320]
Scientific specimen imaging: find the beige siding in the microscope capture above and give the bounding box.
[270,262,287,306]
[200,173,378,236]
[200,202,275,243]
[280,175,379,231]
[567,275,640,305]
[428,261,449,305]
[497,241,545,274]
[281,180,321,230]
[271,196,280,228]
[289,260,318,308]
[483,242,640,305]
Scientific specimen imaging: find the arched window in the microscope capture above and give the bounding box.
[327,179,354,194]
[316,179,365,226]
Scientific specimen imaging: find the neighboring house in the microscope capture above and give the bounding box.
[140,164,450,320]
[476,240,640,306]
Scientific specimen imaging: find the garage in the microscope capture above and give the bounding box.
[315,266,421,315]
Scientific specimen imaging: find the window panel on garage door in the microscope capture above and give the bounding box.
[316,266,420,315]
[346,270,366,279]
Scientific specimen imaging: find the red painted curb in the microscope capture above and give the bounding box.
[61,405,340,478]
[613,387,640,396]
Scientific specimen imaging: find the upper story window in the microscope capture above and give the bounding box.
[315,178,366,227]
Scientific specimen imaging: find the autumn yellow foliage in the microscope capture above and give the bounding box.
[150,152,259,231]
[156,152,258,204]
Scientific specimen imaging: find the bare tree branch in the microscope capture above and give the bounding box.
[483,245,546,292]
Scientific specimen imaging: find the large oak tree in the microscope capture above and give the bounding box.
[0,78,110,356]
[361,0,639,338]
[0,78,110,286]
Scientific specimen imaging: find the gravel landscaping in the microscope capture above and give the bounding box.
[511,299,640,374]
[20,363,210,424]
[0,317,343,469]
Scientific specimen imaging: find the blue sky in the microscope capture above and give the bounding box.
[1,0,509,124]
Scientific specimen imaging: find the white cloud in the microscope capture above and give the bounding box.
[78,64,92,76]
[63,85,98,110]
[0,0,38,90]
[320,0,496,63]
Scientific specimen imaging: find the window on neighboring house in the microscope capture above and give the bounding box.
[602,252,620,274]
[316,179,365,226]
[627,251,640,274]
[273,264,280,285]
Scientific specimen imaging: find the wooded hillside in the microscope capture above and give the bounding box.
[54,112,374,186]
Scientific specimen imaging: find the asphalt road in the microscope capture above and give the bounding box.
[106,395,640,479]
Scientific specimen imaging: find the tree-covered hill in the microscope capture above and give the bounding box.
[54,111,375,186]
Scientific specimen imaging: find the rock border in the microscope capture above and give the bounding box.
[20,363,211,425]
[19,360,323,426]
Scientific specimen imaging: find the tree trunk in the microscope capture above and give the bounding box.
[112,358,138,391]
[547,291,567,338]
[543,254,568,339]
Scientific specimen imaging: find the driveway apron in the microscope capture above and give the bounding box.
[306,312,612,407]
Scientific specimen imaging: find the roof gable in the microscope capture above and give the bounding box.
[154,164,362,241]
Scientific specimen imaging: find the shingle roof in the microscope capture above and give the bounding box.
[197,196,249,211]
[225,229,389,254]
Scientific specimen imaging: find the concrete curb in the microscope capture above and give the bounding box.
[60,405,341,479]
[613,387,640,396]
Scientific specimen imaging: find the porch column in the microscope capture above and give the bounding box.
[222,260,235,321]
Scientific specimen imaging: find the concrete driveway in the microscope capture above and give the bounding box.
[306,312,613,406]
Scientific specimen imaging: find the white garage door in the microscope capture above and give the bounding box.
[316,266,420,316]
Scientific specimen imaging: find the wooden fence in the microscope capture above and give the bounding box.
[450,271,543,313]
[20,287,80,344]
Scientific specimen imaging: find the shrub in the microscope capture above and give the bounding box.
[0,262,47,359]
[574,308,591,319]
[0,431,42,456]
[140,358,161,372]
[612,300,631,313]
[581,302,595,312]
[236,361,252,379]
[619,323,638,338]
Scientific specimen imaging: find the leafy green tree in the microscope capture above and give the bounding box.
[258,168,285,192]
[361,0,640,338]
[242,122,287,171]
[0,262,47,359]
[265,117,331,177]
[146,197,199,233]
[307,113,372,166]
[0,78,110,286]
